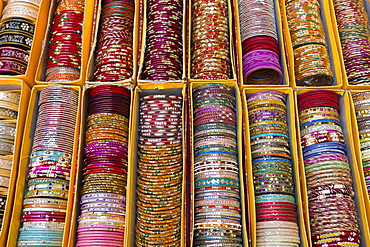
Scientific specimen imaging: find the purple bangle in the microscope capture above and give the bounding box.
[301,129,342,140]
[84,143,127,154]
[304,153,349,165]
[80,207,126,215]
[195,218,241,224]
[81,197,126,205]
[29,166,71,172]
[250,112,286,121]
[81,193,125,200]
[242,50,283,85]
[248,95,286,103]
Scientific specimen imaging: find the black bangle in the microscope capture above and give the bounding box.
[0,30,33,51]
[0,18,35,36]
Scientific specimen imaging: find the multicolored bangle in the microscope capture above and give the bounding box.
[135,93,183,244]
[298,90,360,246]
[285,0,333,86]
[93,0,135,82]
[75,85,130,246]
[0,0,39,75]
[193,84,243,245]
[238,0,283,85]
[45,0,85,82]
[191,0,230,80]
[353,91,370,198]
[332,0,370,85]
[247,90,300,246]
[141,0,183,81]
[17,86,78,246]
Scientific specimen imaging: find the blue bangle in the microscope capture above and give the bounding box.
[302,141,345,152]
[255,191,295,196]
[195,178,240,188]
[251,132,289,139]
[300,118,341,128]
[303,146,346,156]
[31,150,68,157]
[195,150,237,157]
[253,157,292,165]
[303,150,345,159]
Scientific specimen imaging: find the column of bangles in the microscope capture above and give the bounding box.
[0,0,40,75]
[17,86,78,246]
[247,91,300,246]
[0,91,20,228]
[332,0,370,85]
[193,84,243,246]
[45,0,85,82]
[238,0,283,85]
[352,92,370,196]
[141,0,183,81]
[191,0,231,80]
[135,94,183,246]
[298,90,361,246]
[285,0,333,86]
[75,85,130,246]
[93,0,135,81]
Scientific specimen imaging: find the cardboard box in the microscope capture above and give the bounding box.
[189,82,249,246]
[137,0,187,85]
[34,0,94,86]
[242,87,308,247]
[279,0,342,89]
[0,0,51,87]
[233,0,290,88]
[188,0,237,83]
[348,90,370,229]
[125,84,186,247]
[294,89,370,246]
[7,84,81,247]
[328,0,370,90]
[85,0,139,87]
[0,79,30,246]
[67,85,134,246]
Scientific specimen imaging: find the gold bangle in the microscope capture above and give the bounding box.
[7,0,42,8]
[2,2,39,23]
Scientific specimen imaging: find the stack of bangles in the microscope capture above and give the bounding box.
[17,86,79,246]
[332,0,370,85]
[0,122,16,156]
[191,0,231,80]
[45,0,85,82]
[76,85,130,246]
[247,91,300,246]
[0,91,20,120]
[352,91,370,196]
[0,156,12,227]
[193,84,243,246]
[238,0,283,85]
[0,91,20,227]
[141,0,183,80]
[135,93,183,245]
[298,90,361,246]
[93,0,135,81]
[285,0,333,86]
[0,0,40,75]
